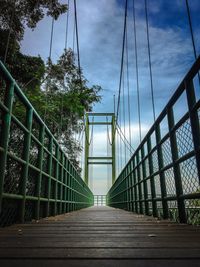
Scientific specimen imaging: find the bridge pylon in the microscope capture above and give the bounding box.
[84,113,116,186]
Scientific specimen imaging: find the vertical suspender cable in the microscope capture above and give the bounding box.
[44,16,55,122]
[144,0,156,123]
[185,0,197,59]
[74,0,82,79]
[107,128,109,192]
[119,105,123,170]
[185,0,200,86]
[122,68,127,164]
[117,131,119,176]
[49,18,55,59]
[125,24,132,154]
[72,13,76,52]
[65,0,70,50]
[133,0,142,142]
[116,0,128,123]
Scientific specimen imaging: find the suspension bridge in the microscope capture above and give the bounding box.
[0,0,200,266]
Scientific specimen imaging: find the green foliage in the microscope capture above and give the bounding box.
[38,50,101,171]
[0,1,102,172]
[0,0,67,41]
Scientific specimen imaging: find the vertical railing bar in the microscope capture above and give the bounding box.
[36,124,45,220]
[147,136,157,217]
[167,107,187,223]
[130,160,134,212]
[132,157,138,213]
[46,136,53,217]
[155,123,168,219]
[54,145,59,215]
[136,152,143,213]
[63,157,67,213]
[141,146,149,215]
[0,81,14,213]
[20,108,33,223]
[59,151,64,214]
[185,79,200,183]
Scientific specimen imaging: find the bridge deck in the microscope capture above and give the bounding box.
[0,206,200,267]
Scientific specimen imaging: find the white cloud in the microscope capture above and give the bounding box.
[20,0,200,195]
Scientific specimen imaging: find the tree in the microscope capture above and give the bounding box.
[0,0,67,86]
[0,0,67,41]
[31,49,101,171]
[0,0,102,172]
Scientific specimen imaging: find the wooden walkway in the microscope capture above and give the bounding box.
[0,206,200,267]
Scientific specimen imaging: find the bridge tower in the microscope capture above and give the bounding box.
[84,113,116,186]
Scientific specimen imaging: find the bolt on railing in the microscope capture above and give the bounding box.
[107,57,200,225]
[0,60,93,227]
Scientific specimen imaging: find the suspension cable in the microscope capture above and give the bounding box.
[144,0,156,123]
[125,24,132,151]
[133,0,142,142]
[116,126,134,155]
[116,122,135,153]
[185,0,200,86]
[116,0,128,123]
[119,105,123,170]
[65,0,70,50]
[49,18,55,59]
[122,67,127,163]
[74,0,82,80]
[85,117,94,145]
[117,130,120,176]
[106,117,112,146]
[185,0,197,60]
[44,17,55,122]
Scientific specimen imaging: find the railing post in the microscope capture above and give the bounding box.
[185,79,200,182]
[66,161,70,213]
[59,152,64,214]
[127,164,131,211]
[84,114,89,185]
[129,160,134,212]
[141,146,149,215]
[0,81,14,213]
[167,107,187,223]
[132,157,138,213]
[112,115,116,185]
[63,157,67,213]
[147,137,157,217]
[20,108,33,223]
[36,124,45,220]
[136,152,143,214]
[155,124,168,219]
[46,137,53,216]
[54,146,59,215]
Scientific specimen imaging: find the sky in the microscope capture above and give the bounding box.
[21,0,200,194]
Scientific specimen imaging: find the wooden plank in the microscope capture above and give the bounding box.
[0,206,200,265]
[0,259,200,267]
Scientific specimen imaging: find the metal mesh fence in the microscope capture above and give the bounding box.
[107,57,200,225]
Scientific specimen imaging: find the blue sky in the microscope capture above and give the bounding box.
[21,0,200,194]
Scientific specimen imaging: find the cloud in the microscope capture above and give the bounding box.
[20,0,200,194]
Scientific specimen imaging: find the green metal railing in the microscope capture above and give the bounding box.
[0,60,93,227]
[107,57,200,225]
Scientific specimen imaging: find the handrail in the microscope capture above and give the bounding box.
[0,60,93,227]
[107,57,200,225]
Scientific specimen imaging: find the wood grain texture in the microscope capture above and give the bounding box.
[0,206,200,266]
